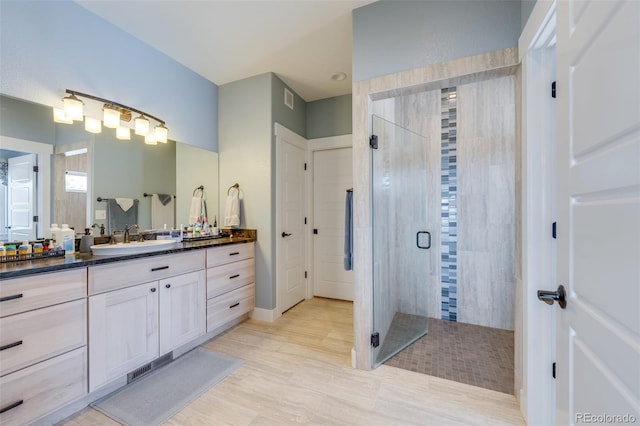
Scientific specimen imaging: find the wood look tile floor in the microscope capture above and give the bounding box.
[59,298,524,425]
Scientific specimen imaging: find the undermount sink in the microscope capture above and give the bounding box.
[91,239,177,256]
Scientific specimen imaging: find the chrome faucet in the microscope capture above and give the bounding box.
[124,224,139,244]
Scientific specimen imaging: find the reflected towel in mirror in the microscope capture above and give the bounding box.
[151,194,175,229]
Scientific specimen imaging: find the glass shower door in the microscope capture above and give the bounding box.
[372,115,430,366]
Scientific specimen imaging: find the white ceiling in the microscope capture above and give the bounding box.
[76,1,374,102]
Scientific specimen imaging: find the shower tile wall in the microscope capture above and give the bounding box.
[457,75,515,330]
[372,75,515,331]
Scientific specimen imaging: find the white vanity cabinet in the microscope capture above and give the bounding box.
[0,268,87,426]
[206,242,255,332]
[88,251,205,392]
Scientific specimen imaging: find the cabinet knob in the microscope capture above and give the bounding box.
[150,287,156,293]
[165,284,171,289]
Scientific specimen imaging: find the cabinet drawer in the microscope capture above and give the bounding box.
[206,242,254,268]
[89,251,205,295]
[0,299,87,377]
[206,284,254,332]
[0,347,87,426]
[206,258,255,299]
[0,269,86,318]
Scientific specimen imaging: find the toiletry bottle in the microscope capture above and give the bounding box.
[203,217,210,235]
[213,216,219,236]
[50,223,60,247]
[60,224,75,254]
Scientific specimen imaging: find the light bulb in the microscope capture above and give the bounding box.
[103,105,121,128]
[154,124,168,143]
[63,93,84,121]
[53,107,73,124]
[145,133,157,145]
[116,126,131,140]
[85,117,102,134]
[135,115,150,136]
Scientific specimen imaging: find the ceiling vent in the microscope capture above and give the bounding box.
[284,88,294,110]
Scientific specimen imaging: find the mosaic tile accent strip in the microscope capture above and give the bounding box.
[440,87,457,322]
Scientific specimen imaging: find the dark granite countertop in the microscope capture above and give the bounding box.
[1,236,256,280]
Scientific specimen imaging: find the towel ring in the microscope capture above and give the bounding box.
[227,183,240,195]
[193,185,205,198]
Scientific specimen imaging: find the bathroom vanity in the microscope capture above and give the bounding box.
[0,235,255,425]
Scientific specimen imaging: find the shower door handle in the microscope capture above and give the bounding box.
[416,231,431,249]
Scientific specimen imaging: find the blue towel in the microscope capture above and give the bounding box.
[107,198,139,234]
[344,190,353,271]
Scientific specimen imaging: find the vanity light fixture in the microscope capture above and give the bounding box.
[53,90,169,146]
[85,117,102,134]
[103,105,121,128]
[63,93,84,121]
[53,107,73,124]
[134,114,150,136]
[116,126,131,140]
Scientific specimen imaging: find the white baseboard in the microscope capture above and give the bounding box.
[250,307,279,322]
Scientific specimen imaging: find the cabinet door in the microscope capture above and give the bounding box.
[159,270,206,355]
[89,283,159,392]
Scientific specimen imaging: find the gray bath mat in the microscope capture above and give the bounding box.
[91,347,242,425]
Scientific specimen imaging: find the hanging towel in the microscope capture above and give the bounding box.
[188,197,202,224]
[107,198,139,234]
[115,197,135,212]
[344,190,353,271]
[224,188,240,227]
[151,194,175,230]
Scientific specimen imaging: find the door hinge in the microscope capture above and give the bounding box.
[304,271,307,279]
[33,215,39,223]
[552,362,556,379]
[551,81,556,98]
[371,332,380,348]
[552,222,557,239]
[304,217,307,225]
[313,229,318,234]
[369,134,378,149]
[304,162,307,171]
[33,165,39,172]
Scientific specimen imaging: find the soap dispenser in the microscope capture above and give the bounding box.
[80,228,94,253]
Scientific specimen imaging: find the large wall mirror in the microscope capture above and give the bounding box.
[0,94,219,242]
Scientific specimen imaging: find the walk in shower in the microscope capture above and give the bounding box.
[368,73,517,393]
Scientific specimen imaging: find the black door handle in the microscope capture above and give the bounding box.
[416,231,431,249]
[537,285,567,309]
[281,232,292,238]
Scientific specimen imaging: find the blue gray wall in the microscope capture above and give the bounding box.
[352,0,522,81]
[0,0,218,151]
[521,0,537,29]
[307,94,352,139]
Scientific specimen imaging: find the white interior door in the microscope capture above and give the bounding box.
[555,0,640,423]
[276,125,307,314]
[313,148,353,301]
[8,154,36,242]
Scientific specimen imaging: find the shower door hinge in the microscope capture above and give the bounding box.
[369,135,378,149]
[33,165,39,173]
[552,362,556,379]
[551,81,556,98]
[371,332,380,348]
[33,215,39,223]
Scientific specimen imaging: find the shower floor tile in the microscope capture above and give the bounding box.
[384,317,514,395]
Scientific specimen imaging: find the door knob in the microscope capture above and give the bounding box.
[537,285,567,309]
[281,232,292,238]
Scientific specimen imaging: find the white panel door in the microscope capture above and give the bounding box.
[556,0,640,423]
[7,154,36,242]
[277,132,307,314]
[313,148,353,301]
